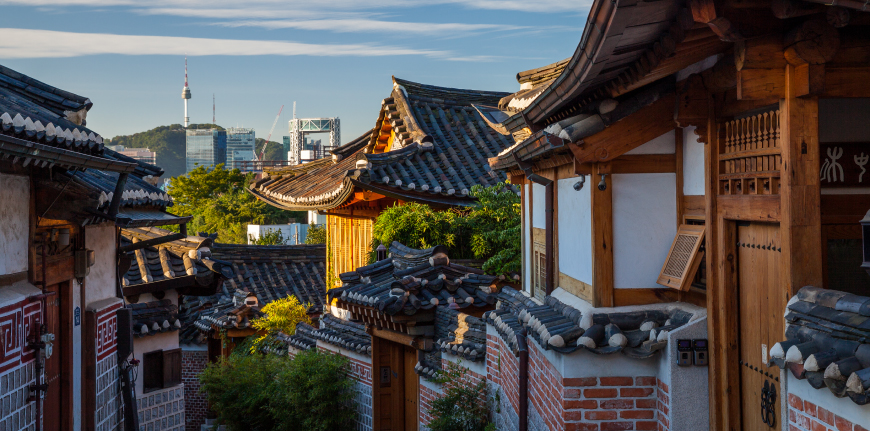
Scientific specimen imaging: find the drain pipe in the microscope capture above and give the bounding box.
[517,328,529,431]
[515,154,555,295]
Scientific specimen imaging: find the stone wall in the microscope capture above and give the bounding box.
[137,385,184,431]
[181,349,208,431]
[93,301,124,431]
[313,344,373,431]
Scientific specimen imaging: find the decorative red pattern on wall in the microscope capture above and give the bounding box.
[182,350,208,431]
[0,299,40,373]
[96,302,121,361]
[787,393,869,431]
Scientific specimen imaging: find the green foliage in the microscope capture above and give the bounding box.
[107,123,223,178]
[166,164,305,244]
[427,361,492,431]
[270,350,356,431]
[255,138,285,161]
[250,229,287,245]
[249,296,312,352]
[370,182,520,276]
[199,349,354,431]
[305,224,327,244]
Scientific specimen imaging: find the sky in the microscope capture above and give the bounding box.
[0,1,589,143]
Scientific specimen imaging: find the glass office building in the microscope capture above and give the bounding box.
[185,129,227,172]
[226,127,256,169]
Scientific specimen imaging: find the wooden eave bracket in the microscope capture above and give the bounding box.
[689,0,744,42]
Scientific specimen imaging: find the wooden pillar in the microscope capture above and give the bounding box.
[591,162,614,307]
[675,127,685,226]
[780,64,823,295]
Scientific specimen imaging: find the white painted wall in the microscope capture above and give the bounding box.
[612,173,677,289]
[557,177,593,286]
[683,126,706,196]
[625,130,675,155]
[247,223,309,244]
[523,184,532,294]
[0,174,29,276]
[84,224,118,308]
[133,330,181,396]
[531,183,546,229]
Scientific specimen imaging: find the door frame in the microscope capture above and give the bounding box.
[371,334,420,431]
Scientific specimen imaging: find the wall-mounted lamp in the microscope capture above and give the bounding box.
[573,176,585,191]
[598,174,607,191]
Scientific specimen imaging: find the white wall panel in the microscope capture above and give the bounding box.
[523,184,532,294]
[532,183,546,229]
[683,126,706,196]
[557,177,593,285]
[85,224,118,307]
[612,173,677,289]
[0,174,29,276]
[625,130,675,155]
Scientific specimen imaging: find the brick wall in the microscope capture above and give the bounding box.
[181,350,208,431]
[487,332,659,431]
[787,393,869,431]
[656,379,669,431]
[420,384,442,428]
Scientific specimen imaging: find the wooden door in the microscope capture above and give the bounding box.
[373,336,405,431]
[43,282,63,431]
[403,346,419,431]
[738,222,785,431]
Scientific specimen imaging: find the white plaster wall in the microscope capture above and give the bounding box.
[443,351,486,377]
[531,183,545,229]
[557,177,593,285]
[625,130,675,155]
[658,317,710,431]
[316,340,372,365]
[819,98,870,142]
[683,126,706,196]
[84,224,117,308]
[612,173,677,289]
[133,331,181,396]
[0,174,29,276]
[523,184,532,294]
[788,374,870,426]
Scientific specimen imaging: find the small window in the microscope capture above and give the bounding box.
[533,243,547,301]
[143,348,182,393]
[657,224,706,291]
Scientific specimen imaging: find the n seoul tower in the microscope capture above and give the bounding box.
[181,57,192,128]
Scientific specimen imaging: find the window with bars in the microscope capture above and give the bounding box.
[143,348,182,393]
[657,224,706,291]
[533,242,547,301]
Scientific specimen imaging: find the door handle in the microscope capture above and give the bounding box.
[761,380,776,428]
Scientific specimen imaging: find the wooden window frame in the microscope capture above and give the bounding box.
[143,348,182,393]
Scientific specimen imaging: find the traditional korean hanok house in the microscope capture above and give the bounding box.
[176,240,325,430]
[249,77,514,282]
[117,227,235,431]
[485,0,870,429]
[325,241,503,431]
[0,64,190,431]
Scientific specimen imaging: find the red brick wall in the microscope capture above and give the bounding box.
[787,393,869,431]
[182,350,209,431]
[487,333,659,431]
[656,379,669,431]
[420,384,442,427]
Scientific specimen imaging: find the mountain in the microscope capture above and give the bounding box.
[107,124,283,178]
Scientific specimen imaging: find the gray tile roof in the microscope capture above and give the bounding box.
[269,315,372,357]
[126,299,181,338]
[328,241,500,316]
[770,286,870,405]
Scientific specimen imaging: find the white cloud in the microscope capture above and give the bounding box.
[216,19,525,36]
[0,28,450,59]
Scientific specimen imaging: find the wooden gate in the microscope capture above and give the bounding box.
[43,282,62,431]
[372,337,419,431]
[737,222,785,431]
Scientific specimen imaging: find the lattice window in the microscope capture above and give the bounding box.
[533,241,547,301]
[657,224,706,291]
[718,109,782,195]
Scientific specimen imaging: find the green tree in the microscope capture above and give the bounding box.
[427,361,492,431]
[199,352,282,431]
[249,296,312,352]
[166,164,305,244]
[371,202,468,258]
[255,138,285,161]
[250,229,287,245]
[305,224,327,244]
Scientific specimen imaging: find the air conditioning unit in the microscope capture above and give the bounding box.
[75,249,95,278]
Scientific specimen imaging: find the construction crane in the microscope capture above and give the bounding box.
[257,105,284,161]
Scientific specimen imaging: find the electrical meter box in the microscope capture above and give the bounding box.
[676,339,692,366]
[693,339,709,366]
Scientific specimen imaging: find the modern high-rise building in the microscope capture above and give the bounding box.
[108,145,157,165]
[185,129,227,172]
[226,127,256,170]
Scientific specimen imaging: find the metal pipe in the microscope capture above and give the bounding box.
[517,328,529,431]
[107,173,129,218]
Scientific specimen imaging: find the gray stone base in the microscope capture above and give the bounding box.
[488,382,549,431]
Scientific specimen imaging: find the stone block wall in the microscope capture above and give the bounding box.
[181,350,208,431]
[347,355,373,431]
[94,302,124,431]
[0,297,39,430]
[137,385,185,431]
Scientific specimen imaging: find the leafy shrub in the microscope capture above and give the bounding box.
[249,229,287,245]
[249,296,312,352]
[427,361,492,431]
[199,349,355,431]
[305,224,327,244]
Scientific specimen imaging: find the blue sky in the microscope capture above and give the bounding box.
[0,1,588,143]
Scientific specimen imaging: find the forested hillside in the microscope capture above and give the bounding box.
[108,124,283,178]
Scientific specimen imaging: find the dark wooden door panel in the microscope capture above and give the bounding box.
[43,283,62,431]
[403,346,419,431]
[738,222,784,431]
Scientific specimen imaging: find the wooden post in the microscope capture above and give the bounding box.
[780,64,823,295]
[591,162,614,307]
[675,128,684,227]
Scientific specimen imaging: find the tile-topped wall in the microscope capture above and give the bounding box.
[137,385,184,431]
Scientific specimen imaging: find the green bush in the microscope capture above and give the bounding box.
[249,229,287,245]
[199,348,355,431]
[427,361,492,431]
[305,224,327,244]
